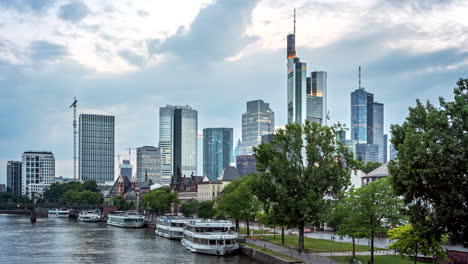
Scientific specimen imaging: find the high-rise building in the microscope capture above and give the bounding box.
[355,144,379,163]
[79,114,115,184]
[234,139,242,158]
[6,161,21,195]
[136,146,161,184]
[372,102,384,163]
[119,159,133,182]
[383,134,388,164]
[286,11,327,125]
[351,87,374,144]
[197,132,203,176]
[242,100,275,155]
[203,128,233,181]
[21,151,55,196]
[389,144,397,160]
[261,134,274,144]
[306,71,327,125]
[236,155,257,177]
[159,105,198,185]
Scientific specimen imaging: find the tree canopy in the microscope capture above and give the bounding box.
[253,121,358,251]
[141,187,178,215]
[388,78,468,246]
[42,180,101,205]
[361,161,382,174]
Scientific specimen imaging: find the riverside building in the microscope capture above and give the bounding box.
[21,151,55,197]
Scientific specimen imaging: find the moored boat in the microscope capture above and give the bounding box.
[181,219,239,256]
[107,211,145,228]
[48,209,70,218]
[77,210,101,223]
[155,216,187,239]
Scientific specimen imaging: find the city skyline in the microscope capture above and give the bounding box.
[1,0,467,183]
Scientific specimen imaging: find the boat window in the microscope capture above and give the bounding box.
[209,240,216,245]
[225,239,231,245]
[217,240,224,245]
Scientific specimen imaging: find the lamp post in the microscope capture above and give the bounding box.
[330,234,335,264]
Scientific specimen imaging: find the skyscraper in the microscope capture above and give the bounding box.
[21,151,55,196]
[286,10,327,125]
[7,161,21,195]
[159,105,198,185]
[306,71,327,125]
[197,132,204,176]
[119,159,133,182]
[383,134,388,164]
[242,100,275,155]
[351,87,374,144]
[389,144,397,160]
[203,128,233,181]
[355,144,379,163]
[136,146,161,184]
[236,155,257,177]
[79,114,115,184]
[372,102,384,163]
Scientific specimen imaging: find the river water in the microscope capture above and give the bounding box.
[0,214,255,264]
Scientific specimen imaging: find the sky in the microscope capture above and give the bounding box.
[0,0,467,184]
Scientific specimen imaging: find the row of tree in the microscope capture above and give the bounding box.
[42,180,102,205]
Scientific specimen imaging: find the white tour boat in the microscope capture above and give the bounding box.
[107,211,145,228]
[77,210,101,223]
[48,209,70,218]
[181,219,239,256]
[155,216,187,239]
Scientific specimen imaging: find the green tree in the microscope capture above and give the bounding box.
[254,121,358,251]
[347,177,403,264]
[388,79,468,246]
[217,176,260,234]
[141,187,178,215]
[197,200,216,219]
[388,224,447,264]
[180,199,199,217]
[61,190,101,205]
[112,196,125,210]
[361,161,381,174]
[82,180,99,193]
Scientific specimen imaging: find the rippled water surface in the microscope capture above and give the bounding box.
[0,214,255,264]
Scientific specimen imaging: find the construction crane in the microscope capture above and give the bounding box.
[125,147,138,162]
[69,97,78,180]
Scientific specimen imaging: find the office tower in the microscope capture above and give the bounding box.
[197,132,203,176]
[372,102,384,163]
[159,105,198,185]
[136,146,161,184]
[236,155,257,177]
[203,128,233,181]
[234,139,242,158]
[351,87,374,144]
[389,144,397,160]
[383,134,388,164]
[242,100,275,155]
[21,151,55,196]
[306,71,327,125]
[6,161,21,195]
[356,144,379,163]
[344,139,357,157]
[79,114,115,184]
[119,159,133,182]
[261,134,274,144]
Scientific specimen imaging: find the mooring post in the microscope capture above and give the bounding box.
[30,192,36,224]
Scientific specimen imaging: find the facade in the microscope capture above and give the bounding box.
[372,102,384,163]
[197,166,241,201]
[236,155,256,177]
[306,71,327,125]
[383,134,388,164]
[287,57,308,124]
[197,132,203,176]
[79,114,115,184]
[261,134,274,144]
[241,100,275,155]
[136,146,161,184]
[344,139,357,157]
[6,161,21,195]
[21,151,55,196]
[351,88,373,144]
[159,105,198,185]
[355,144,379,163]
[203,128,233,181]
[233,139,242,158]
[119,160,133,182]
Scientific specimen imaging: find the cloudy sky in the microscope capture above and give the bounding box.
[0,0,467,183]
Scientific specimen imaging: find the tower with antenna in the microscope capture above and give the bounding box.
[287,9,297,59]
[69,97,78,180]
[359,65,362,89]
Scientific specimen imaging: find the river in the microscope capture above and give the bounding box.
[0,214,255,264]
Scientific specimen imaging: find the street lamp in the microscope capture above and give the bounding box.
[330,234,335,264]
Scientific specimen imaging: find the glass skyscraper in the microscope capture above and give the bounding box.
[119,159,133,182]
[203,128,233,181]
[306,71,327,125]
[136,146,161,184]
[159,105,198,185]
[383,134,388,164]
[79,114,115,184]
[287,57,307,124]
[241,100,275,155]
[7,160,21,195]
[372,102,384,163]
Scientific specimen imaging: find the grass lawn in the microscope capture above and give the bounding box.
[256,235,385,253]
[238,227,275,235]
[242,243,301,262]
[330,255,432,264]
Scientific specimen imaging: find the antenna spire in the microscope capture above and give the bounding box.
[293,8,296,35]
[359,66,361,88]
